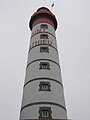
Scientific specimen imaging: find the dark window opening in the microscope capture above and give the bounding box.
[39,81,51,91]
[40,46,49,53]
[39,62,50,70]
[40,24,48,29]
[40,34,48,39]
[39,107,52,119]
[42,110,49,117]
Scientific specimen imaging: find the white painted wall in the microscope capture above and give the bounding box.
[20,105,67,119]
[20,14,67,119]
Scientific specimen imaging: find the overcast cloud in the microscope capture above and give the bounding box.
[0,0,90,120]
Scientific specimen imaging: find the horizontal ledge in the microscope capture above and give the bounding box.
[24,77,63,88]
[29,44,58,52]
[21,102,66,112]
[27,59,60,68]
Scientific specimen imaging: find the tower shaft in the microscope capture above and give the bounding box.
[20,7,67,120]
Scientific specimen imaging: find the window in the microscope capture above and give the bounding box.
[39,107,52,119]
[39,82,51,91]
[40,24,48,29]
[40,46,49,53]
[39,62,50,70]
[40,34,48,39]
[42,110,49,117]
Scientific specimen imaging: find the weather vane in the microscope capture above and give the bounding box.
[51,3,54,10]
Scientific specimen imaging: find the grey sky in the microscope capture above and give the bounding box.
[0,0,90,120]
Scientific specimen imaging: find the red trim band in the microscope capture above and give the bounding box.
[32,18,54,28]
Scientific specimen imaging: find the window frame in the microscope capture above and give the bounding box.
[39,107,52,119]
[40,46,49,53]
[39,62,50,70]
[41,110,49,117]
[39,81,51,91]
[40,24,48,29]
[40,34,48,39]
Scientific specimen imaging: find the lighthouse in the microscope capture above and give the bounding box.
[20,7,67,120]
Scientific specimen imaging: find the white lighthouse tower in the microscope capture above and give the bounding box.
[20,7,67,120]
